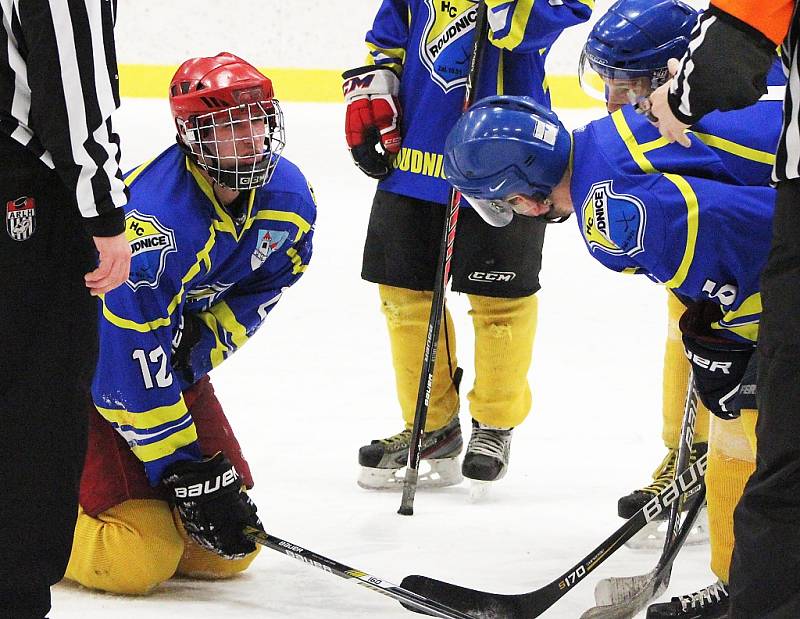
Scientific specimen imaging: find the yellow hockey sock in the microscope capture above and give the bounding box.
[467,294,537,428]
[740,408,758,454]
[378,284,459,430]
[706,416,756,583]
[663,292,710,447]
[65,499,183,595]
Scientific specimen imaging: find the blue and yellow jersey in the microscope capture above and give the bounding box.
[92,145,316,485]
[366,0,592,204]
[571,89,782,344]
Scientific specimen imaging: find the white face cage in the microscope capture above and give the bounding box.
[179,100,286,191]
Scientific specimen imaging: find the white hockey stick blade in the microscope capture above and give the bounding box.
[580,568,668,619]
[591,569,659,607]
[624,507,708,550]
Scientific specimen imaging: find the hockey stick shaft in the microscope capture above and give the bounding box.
[243,527,473,619]
[580,484,707,619]
[577,372,704,618]
[399,1,490,516]
[657,370,698,581]
[399,452,709,618]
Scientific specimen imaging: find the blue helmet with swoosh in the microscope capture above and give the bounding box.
[444,96,571,226]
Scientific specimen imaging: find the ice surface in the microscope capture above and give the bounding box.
[51,101,713,618]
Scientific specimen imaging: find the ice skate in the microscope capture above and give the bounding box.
[619,442,709,549]
[646,580,729,618]
[357,415,463,490]
[462,420,513,501]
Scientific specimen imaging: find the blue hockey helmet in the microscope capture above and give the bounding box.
[444,96,571,227]
[579,0,699,105]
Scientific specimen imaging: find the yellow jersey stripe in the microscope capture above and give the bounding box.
[489,0,534,51]
[101,228,217,332]
[130,424,199,463]
[611,111,658,173]
[662,173,700,289]
[253,210,313,241]
[286,247,307,275]
[208,301,249,349]
[691,131,777,165]
[96,398,188,430]
[711,320,759,342]
[195,310,228,368]
[124,158,155,186]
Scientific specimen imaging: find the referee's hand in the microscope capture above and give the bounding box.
[86,233,132,296]
[648,58,691,148]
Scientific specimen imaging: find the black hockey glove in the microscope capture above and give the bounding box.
[680,301,755,419]
[162,452,262,559]
[171,312,203,383]
[342,65,402,179]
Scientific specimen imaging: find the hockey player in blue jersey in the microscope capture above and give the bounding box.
[342,0,592,493]
[578,1,717,541]
[443,94,779,618]
[63,53,316,595]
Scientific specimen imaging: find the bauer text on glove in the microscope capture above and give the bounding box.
[162,452,262,559]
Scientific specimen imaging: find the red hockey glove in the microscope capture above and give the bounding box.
[342,65,401,180]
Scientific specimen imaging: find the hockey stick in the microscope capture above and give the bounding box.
[398,451,708,618]
[243,527,473,619]
[582,372,703,618]
[399,0,490,516]
[580,485,706,619]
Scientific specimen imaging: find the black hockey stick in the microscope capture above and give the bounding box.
[399,0,490,516]
[582,372,703,618]
[580,484,706,619]
[398,451,708,618]
[243,527,473,619]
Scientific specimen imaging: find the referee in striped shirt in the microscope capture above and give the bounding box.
[648,2,800,617]
[0,1,131,616]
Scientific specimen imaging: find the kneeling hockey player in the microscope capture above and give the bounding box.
[65,53,315,594]
[443,94,778,618]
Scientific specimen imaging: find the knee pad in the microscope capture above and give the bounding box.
[467,294,537,428]
[66,500,183,595]
[378,284,459,430]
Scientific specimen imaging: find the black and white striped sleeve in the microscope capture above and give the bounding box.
[15,0,127,237]
[667,7,777,125]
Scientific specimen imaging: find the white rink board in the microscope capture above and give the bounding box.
[50,100,715,618]
[116,0,709,75]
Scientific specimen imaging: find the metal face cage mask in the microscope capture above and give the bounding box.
[179,99,286,191]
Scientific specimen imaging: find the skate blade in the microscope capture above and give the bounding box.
[624,507,708,550]
[468,480,492,502]
[357,457,462,490]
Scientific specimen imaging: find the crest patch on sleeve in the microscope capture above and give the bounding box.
[125,210,177,290]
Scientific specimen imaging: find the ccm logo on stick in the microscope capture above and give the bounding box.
[468,271,516,282]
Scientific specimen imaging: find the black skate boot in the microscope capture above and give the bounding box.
[619,442,709,549]
[646,580,729,618]
[357,415,463,490]
[462,420,512,499]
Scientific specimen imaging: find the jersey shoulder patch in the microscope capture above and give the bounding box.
[125,209,177,290]
[580,180,647,257]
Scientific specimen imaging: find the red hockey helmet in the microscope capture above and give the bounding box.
[169,53,285,190]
